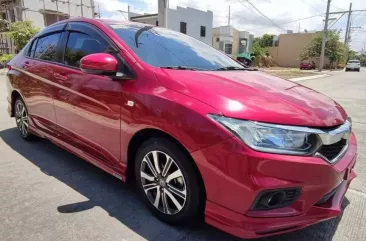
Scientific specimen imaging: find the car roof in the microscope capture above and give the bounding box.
[47,17,152,28]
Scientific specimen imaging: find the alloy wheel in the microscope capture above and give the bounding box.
[15,101,29,137]
[140,151,187,215]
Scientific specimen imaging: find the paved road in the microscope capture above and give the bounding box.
[1,69,365,241]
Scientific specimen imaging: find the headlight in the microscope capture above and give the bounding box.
[209,115,319,155]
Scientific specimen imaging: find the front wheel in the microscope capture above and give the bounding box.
[134,138,203,224]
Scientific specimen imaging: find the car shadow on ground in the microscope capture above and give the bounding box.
[0,127,350,241]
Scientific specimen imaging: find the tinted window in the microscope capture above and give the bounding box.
[64,32,107,67]
[110,24,243,70]
[34,33,61,61]
[28,39,37,57]
[348,60,360,64]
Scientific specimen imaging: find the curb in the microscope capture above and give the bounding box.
[289,74,330,82]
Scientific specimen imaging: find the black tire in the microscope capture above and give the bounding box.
[358,69,360,72]
[134,138,202,224]
[345,68,348,72]
[14,97,34,141]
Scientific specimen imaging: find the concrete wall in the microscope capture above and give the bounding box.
[271,32,315,67]
[212,27,220,50]
[22,0,94,29]
[167,7,213,45]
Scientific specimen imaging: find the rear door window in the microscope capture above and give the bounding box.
[34,33,61,61]
[27,39,37,58]
[64,32,107,68]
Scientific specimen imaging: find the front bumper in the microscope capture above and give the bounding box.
[192,133,357,239]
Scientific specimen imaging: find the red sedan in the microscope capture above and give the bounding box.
[6,19,356,239]
[300,60,316,70]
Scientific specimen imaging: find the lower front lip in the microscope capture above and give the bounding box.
[192,133,357,239]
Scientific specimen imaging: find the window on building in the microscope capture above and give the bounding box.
[64,32,107,68]
[224,43,232,55]
[180,22,187,34]
[44,12,69,26]
[200,26,206,37]
[34,33,61,61]
[156,21,158,26]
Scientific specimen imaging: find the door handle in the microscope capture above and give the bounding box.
[23,61,30,69]
[53,73,68,81]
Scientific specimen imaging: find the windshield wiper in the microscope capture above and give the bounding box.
[160,66,207,71]
[216,66,252,71]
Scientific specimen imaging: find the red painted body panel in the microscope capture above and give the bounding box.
[80,53,118,72]
[6,18,357,239]
[154,69,347,127]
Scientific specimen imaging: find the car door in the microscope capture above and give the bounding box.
[17,31,64,135]
[52,22,123,171]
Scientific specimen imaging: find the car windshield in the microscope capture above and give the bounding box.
[348,60,360,64]
[109,23,244,71]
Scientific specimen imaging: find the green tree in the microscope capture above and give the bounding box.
[360,55,366,67]
[260,34,274,47]
[7,21,39,51]
[300,31,346,68]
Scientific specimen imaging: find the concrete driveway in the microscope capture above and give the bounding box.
[1,69,366,241]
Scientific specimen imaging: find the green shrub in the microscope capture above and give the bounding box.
[7,21,39,51]
[0,54,15,63]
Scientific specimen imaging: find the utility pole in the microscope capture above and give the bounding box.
[81,0,84,17]
[127,5,130,20]
[42,0,47,26]
[90,0,95,18]
[319,0,331,71]
[55,0,59,21]
[68,0,70,17]
[98,4,101,18]
[344,3,352,45]
[228,5,230,26]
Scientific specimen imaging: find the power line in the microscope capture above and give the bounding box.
[235,0,271,25]
[245,13,324,32]
[237,0,287,32]
[299,0,323,14]
[321,0,346,11]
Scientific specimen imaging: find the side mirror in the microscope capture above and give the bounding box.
[80,53,118,75]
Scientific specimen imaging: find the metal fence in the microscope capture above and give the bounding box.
[0,32,15,54]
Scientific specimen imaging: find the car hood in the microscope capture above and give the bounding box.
[154,69,347,127]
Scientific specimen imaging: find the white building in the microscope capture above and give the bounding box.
[129,6,213,45]
[0,0,95,29]
[212,25,254,59]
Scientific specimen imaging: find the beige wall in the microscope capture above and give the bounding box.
[268,46,279,63]
[272,32,316,67]
[212,27,220,49]
[232,29,240,58]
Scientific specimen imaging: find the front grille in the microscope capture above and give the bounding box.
[317,139,347,161]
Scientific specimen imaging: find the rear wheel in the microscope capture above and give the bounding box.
[14,97,34,141]
[134,138,202,224]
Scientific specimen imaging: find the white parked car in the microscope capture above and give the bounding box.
[346,60,361,72]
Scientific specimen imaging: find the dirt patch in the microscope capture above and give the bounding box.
[262,70,320,80]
